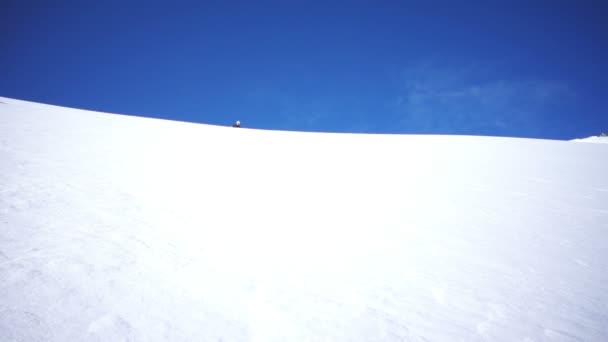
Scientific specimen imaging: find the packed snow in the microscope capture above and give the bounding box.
[1,96,607,341]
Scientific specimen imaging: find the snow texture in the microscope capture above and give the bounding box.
[1,96,607,341]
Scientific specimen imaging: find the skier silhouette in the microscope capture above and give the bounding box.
[232,120,241,128]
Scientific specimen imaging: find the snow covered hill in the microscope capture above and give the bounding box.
[571,136,608,144]
[1,96,607,341]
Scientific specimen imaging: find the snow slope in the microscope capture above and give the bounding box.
[571,136,608,144]
[1,96,607,341]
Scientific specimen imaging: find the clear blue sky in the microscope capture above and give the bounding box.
[1,1,606,139]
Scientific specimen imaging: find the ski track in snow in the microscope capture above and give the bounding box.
[1,96,608,341]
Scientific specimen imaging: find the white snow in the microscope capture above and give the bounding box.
[1,96,607,341]
[571,136,608,144]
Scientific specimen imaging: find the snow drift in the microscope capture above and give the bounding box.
[1,96,607,341]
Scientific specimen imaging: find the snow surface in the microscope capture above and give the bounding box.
[571,136,608,144]
[1,96,607,341]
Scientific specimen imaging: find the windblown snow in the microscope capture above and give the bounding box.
[1,96,607,341]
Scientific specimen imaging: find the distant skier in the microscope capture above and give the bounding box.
[232,120,241,128]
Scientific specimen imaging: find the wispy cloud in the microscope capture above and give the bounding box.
[395,64,575,136]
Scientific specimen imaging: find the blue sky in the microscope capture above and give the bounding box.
[1,1,606,139]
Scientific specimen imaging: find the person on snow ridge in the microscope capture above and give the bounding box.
[232,120,241,128]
